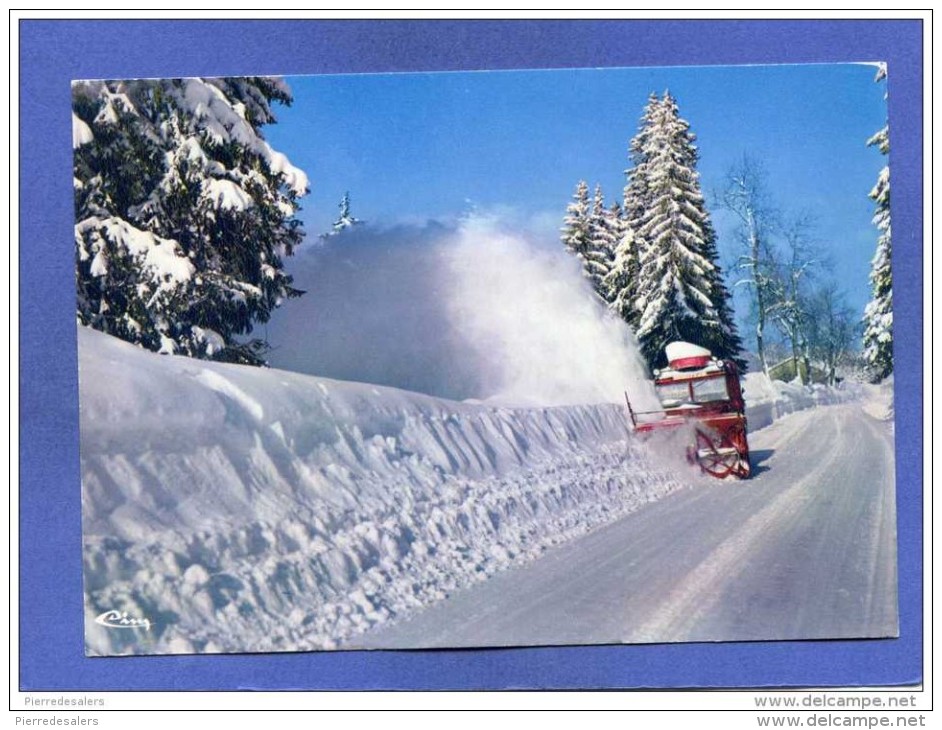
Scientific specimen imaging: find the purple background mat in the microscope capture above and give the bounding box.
[19,18,923,691]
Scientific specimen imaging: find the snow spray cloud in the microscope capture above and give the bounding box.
[267,214,656,407]
[442,215,655,407]
[266,221,486,400]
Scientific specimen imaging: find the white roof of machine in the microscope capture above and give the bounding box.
[665,341,712,363]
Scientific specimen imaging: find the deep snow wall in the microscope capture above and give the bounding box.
[79,327,681,655]
[742,372,862,431]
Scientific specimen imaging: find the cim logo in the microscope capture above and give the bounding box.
[95,609,152,630]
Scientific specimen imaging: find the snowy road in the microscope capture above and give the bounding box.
[351,402,898,648]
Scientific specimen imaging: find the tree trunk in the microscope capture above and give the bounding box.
[800,339,812,386]
[747,209,769,378]
[790,337,802,384]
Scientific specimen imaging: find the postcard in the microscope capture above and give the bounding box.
[73,63,897,656]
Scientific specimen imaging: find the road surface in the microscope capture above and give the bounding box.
[350,402,898,648]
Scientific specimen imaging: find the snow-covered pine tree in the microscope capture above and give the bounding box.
[601,94,664,334]
[622,92,661,233]
[601,204,641,327]
[73,77,309,365]
[632,92,743,369]
[331,191,363,234]
[560,178,597,277]
[582,184,615,293]
[862,64,892,381]
[561,179,591,255]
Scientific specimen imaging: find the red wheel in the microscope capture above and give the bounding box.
[694,427,739,478]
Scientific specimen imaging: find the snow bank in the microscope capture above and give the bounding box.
[79,327,682,655]
[743,372,862,431]
[860,375,894,423]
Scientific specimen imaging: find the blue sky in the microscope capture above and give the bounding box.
[264,63,887,319]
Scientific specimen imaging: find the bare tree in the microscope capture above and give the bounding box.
[807,283,858,386]
[767,214,821,384]
[718,155,779,377]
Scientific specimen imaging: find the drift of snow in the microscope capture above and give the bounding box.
[860,375,894,422]
[357,399,896,649]
[741,371,860,431]
[80,326,684,656]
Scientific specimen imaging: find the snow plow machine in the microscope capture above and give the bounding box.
[626,342,751,479]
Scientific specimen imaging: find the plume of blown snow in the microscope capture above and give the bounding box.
[267,221,481,400]
[443,215,655,408]
[268,213,656,409]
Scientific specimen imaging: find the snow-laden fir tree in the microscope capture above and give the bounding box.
[582,184,615,293]
[601,95,662,333]
[628,92,744,369]
[561,179,591,255]
[608,93,663,332]
[73,77,309,365]
[622,92,661,232]
[331,191,363,234]
[862,64,892,381]
[601,204,641,328]
[561,182,618,298]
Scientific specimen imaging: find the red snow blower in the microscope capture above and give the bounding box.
[625,342,751,479]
